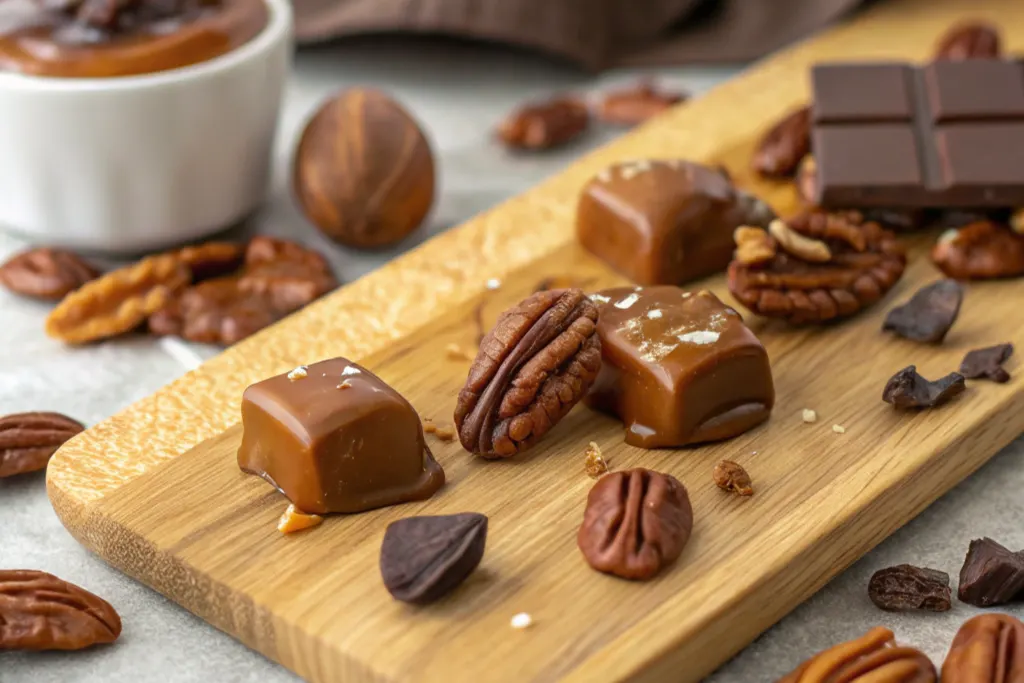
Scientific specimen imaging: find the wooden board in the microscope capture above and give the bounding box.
[47,1,1024,681]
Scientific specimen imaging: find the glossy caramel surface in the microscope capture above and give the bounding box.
[0,0,267,78]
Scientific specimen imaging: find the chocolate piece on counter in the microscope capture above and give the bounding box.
[960,343,1014,383]
[576,160,774,286]
[237,358,444,514]
[882,279,963,344]
[810,61,1024,209]
[882,365,965,410]
[586,286,774,448]
[958,537,1024,607]
[868,564,952,612]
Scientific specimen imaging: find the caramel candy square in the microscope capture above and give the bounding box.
[237,357,444,514]
[587,286,774,448]
[576,159,772,286]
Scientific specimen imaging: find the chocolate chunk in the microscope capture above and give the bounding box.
[237,357,444,514]
[586,286,774,448]
[882,365,965,409]
[960,343,1014,383]
[380,513,487,604]
[810,60,1024,209]
[958,537,1024,607]
[882,279,964,343]
[576,160,774,286]
[868,564,952,612]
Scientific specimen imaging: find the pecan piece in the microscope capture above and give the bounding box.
[45,253,190,344]
[728,211,906,324]
[174,241,244,282]
[0,412,84,478]
[454,288,601,458]
[713,460,753,496]
[0,570,121,650]
[577,469,693,581]
[239,236,337,310]
[148,277,278,345]
[795,154,818,205]
[779,626,936,683]
[932,221,1024,280]
[595,80,688,126]
[496,97,589,151]
[941,614,1024,683]
[752,106,811,178]
[934,21,1002,60]
[0,248,99,300]
[734,226,777,265]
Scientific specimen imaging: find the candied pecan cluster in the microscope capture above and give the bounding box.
[728,211,906,324]
[931,220,1024,280]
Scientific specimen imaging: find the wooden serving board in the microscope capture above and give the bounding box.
[47,1,1024,681]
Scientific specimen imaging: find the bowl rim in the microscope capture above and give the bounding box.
[0,0,292,92]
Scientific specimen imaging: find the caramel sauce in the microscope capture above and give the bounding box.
[0,0,267,78]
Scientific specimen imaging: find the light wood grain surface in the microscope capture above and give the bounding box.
[47,0,1024,681]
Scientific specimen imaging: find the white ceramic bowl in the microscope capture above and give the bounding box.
[0,0,292,254]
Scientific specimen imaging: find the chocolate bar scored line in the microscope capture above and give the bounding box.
[908,67,943,195]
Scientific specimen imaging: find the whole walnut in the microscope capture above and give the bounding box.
[293,88,436,249]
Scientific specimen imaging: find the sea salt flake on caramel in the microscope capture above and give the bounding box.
[238,357,444,515]
[586,286,775,448]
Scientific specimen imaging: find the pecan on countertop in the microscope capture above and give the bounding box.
[496,97,589,151]
[779,626,936,682]
[941,614,1024,683]
[454,288,601,458]
[0,248,98,300]
[0,412,84,478]
[728,211,906,324]
[933,21,1002,60]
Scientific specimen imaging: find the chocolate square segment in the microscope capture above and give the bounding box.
[586,286,774,448]
[237,357,444,514]
[812,63,913,122]
[926,61,1024,122]
[939,125,1024,201]
[814,126,923,206]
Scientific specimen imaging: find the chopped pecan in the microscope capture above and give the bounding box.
[0,248,99,300]
[734,226,777,265]
[941,614,1024,683]
[931,221,1024,280]
[583,441,607,478]
[0,412,84,478]
[769,219,831,262]
[728,211,906,324]
[45,253,189,344]
[577,469,693,581]
[496,97,589,151]
[752,106,811,178]
[174,241,244,282]
[595,80,688,126]
[795,154,818,205]
[934,21,1002,60]
[779,626,936,683]
[0,570,121,650]
[713,460,753,496]
[454,288,601,458]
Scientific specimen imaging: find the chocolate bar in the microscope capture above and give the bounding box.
[810,60,1024,208]
[237,357,444,514]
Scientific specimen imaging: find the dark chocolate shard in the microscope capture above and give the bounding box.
[380,513,488,604]
[882,279,964,343]
[882,365,965,409]
[960,343,1014,383]
[958,537,1024,607]
[868,564,952,612]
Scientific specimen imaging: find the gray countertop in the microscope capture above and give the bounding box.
[1,37,1022,683]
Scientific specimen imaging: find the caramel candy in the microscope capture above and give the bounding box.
[587,286,775,448]
[237,358,444,514]
[576,159,774,286]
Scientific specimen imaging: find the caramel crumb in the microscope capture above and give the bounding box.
[434,425,456,442]
[713,460,754,496]
[832,424,847,434]
[336,380,352,390]
[423,420,437,434]
[584,442,608,478]
[446,342,475,362]
[801,409,818,424]
[287,365,308,381]
[277,504,323,534]
[510,612,533,629]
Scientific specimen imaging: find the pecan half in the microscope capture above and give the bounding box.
[941,614,1024,683]
[595,80,688,126]
[934,21,1002,60]
[454,288,601,458]
[45,253,190,344]
[496,97,589,151]
[174,241,244,282]
[728,211,906,324]
[0,570,121,650]
[577,469,693,581]
[931,221,1024,280]
[0,412,84,478]
[734,226,777,265]
[0,248,99,300]
[239,236,337,311]
[780,626,936,683]
[752,106,811,178]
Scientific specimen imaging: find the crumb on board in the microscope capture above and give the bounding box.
[277,504,323,534]
[832,424,846,434]
[801,408,818,423]
[584,442,608,478]
[510,613,533,629]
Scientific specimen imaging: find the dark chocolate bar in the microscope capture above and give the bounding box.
[810,60,1024,209]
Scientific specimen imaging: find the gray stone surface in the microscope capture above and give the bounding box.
[1,37,1022,683]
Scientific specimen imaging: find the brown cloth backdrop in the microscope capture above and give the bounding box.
[290,0,876,70]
